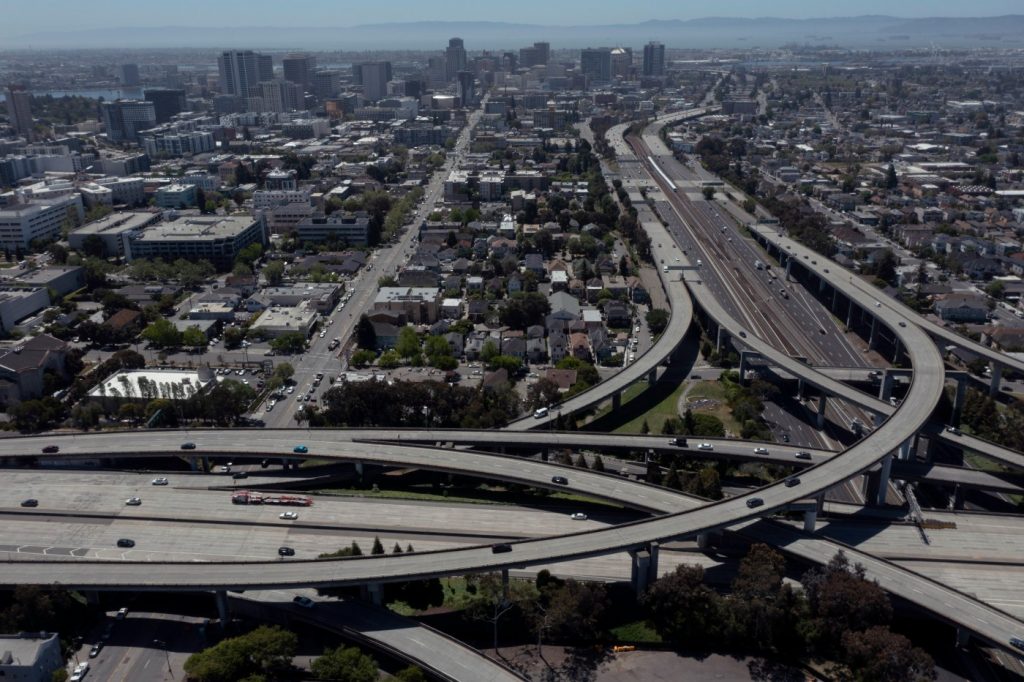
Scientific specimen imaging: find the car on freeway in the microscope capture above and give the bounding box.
[279,511,298,520]
[898,321,907,327]
[670,437,688,447]
[41,445,59,453]
[738,330,747,338]
[746,498,764,508]
[115,607,128,620]
[491,543,513,554]
[20,498,38,507]
[697,442,714,451]
[278,546,295,557]
[293,444,308,453]
[570,512,588,521]
[795,451,812,460]
[89,643,102,658]
[784,477,801,487]
[180,442,196,450]
[292,596,314,608]
[754,447,769,455]
[70,662,89,681]
[551,475,569,485]
[232,471,248,480]
[116,538,135,548]
[151,477,168,486]
[945,426,961,436]
[125,497,142,506]
[1011,636,1024,651]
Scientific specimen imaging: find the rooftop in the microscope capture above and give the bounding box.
[130,215,260,243]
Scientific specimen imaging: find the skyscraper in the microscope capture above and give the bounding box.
[218,51,273,97]
[580,48,612,85]
[643,42,666,77]
[456,71,476,108]
[5,85,34,141]
[101,100,157,143]
[282,54,317,88]
[144,88,187,124]
[520,42,550,68]
[359,62,392,102]
[118,64,140,86]
[445,37,467,82]
[253,79,302,113]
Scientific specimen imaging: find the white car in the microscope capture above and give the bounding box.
[570,512,588,521]
[116,607,128,619]
[753,447,769,455]
[279,511,298,520]
[697,443,714,451]
[287,386,295,394]
[125,497,142,506]
[70,662,89,681]
[151,477,169,486]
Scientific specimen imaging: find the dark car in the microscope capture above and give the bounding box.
[20,498,38,508]
[278,546,295,557]
[89,643,103,658]
[491,543,513,554]
[41,445,59,454]
[260,459,269,468]
[116,538,135,548]
[738,330,747,338]
[232,471,248,480]
[551,475,569,485]
[293,445,308,454]
[784,477,801,487]
[180,442,196,450]
[746,498,764,509]
[1011,637,1024,652]
[671,437,688,447]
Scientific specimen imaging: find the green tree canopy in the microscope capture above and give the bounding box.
[309,645,378,682]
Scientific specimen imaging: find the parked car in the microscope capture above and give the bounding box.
[89,643,102,658]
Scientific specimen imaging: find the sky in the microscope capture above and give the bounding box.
[2,0,1023,39]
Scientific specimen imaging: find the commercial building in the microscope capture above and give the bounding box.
[445,38,467,82]
[0,288,51,334]
[154,183,198,209]
[143,130,215,157]
[118,63,140,86]
[359,61,393,102]
[519,42,550,67]
[642,41,665,77]
[281,118,331,139]
[125,214,266,270]
[0,193,84,249]
[79,177,146,207]
[457,71,476,108]
[144,88,187,124]
[295,211,370,245]
[5,85,34,141]
[374,287,441,323]
[0,631,63,682]
[69,211,160,258]
[252,188,310,210]
[254,283,341,313]
[312,70,342,99]
[252,79,302,113]
[282,53,317,88]
[101,99,157,143]
[251,304,318,338]
[11,266,86,298]
[218,50,274,97]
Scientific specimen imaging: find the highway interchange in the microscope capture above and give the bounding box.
[4,106,1024,667]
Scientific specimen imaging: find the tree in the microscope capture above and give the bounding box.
[310,645,378,681]
[480,340,500,363]
[350,349,376,368]
[371,536,385,555]
[841,626,936,682]
[395,667,428,682]
[263,260,285,285]
[223,326,246,349]
[272,363,295,383]
[181,325,207,350]
[141,318,182,348]
[183,626,296,682]
[396,326,421,358]
[642,564,723,648]
[499,292,551,330]
[269,332,307,355]
[527,378,562,411]
[536,579,608,643]
[356,315,377,350]
[885,163,899,190]
[801,551,893,656]
[702,186,716,200]
[646,308,670,335]
[727,544,803,655]
[685,465,723,499]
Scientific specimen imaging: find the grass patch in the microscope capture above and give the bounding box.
[611,619,663,644]
[964,451,1006,474]
[684,380,743,436]
[614,381,688,434]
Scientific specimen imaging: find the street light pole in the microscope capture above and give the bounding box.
[153,639,173,677]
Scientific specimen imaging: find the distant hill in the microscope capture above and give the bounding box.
[10,15,1024,50]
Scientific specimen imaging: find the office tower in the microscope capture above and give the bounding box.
[610,47,632,79]
[101,100,157,143]
[445,37,467,82]
[520,41,550,68]
[359,61,392,102]
[118,63,140,86]
[253,79,302,113]
[5,85,34,141]
[282,53,316,88]
[456,71,476,108]
[312,70,341,99]
[217,51,273,96]
[144,88,186,124]
[426,57,446,87]
[643,41,665,77]
[502,52,518,72]
[580,48,612,84]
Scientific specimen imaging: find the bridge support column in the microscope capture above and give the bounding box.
[785,258,792,280]
[362,583,383,606]
[878,370,894,402]
[956,626,971,649]
[84,591,101,606]
[354,461,364,478]
[868,317,878,350]
[631,548,652,597]
[875,454,893,506]
[715,326,725,353]
[648,368,657,385]
[738,351,750,383]
[989,363,1003,397]
[189,457,199,472]
[201,456,210,473]
[215,590,230,627]
[898,438,913,462]
[846,300,854,328]
[501,569,510,602]
[816,394,827,429]
[892,338,902,365]
[612,392,621,411]
[803,508,818,533]
[696,532,711,549]
[952,484,966,511]
[951,377,968,426]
